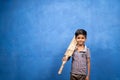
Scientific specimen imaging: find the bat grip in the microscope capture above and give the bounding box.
[58,61,67,74]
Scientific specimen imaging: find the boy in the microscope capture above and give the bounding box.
[62,29,90,80]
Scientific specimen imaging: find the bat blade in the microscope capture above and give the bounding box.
[58,36,76,74]
[64,36,76,56]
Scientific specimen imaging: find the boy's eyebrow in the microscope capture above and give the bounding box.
[77,36,85,38]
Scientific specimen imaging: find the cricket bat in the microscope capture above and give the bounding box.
[58,36,77,74]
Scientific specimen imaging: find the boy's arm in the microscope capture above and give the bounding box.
[62,55,71,61]
[86,58,90,80]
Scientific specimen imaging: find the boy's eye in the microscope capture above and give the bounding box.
[77,37,85,39]
[77,37,80,39]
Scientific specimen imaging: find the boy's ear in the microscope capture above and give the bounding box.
[75,37,77,40]
[75,36,77,39]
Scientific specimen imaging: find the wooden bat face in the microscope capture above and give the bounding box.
[58,36,77,74]
[65,36,77,57]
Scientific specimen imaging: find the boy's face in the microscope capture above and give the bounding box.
[75,34,86,45]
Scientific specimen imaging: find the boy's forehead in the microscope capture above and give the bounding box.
[77,34,85,37]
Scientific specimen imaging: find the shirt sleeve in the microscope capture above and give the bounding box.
[86,48,90,58]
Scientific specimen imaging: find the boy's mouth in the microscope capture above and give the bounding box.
[77,41,84,44]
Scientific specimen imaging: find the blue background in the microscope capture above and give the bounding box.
[0,0,120,80]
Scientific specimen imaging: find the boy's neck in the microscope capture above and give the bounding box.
[76,44,85,52]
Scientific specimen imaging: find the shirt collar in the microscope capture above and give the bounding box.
[75,45,88,53]
[82,45,87,52]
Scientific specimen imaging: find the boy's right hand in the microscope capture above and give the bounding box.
[62,56,68,61]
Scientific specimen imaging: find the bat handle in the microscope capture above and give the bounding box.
[58,61,66,74]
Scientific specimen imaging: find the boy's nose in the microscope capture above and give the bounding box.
[78,40,82,42]
[79,39,82,41]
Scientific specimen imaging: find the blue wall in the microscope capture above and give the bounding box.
[0,0,120,80]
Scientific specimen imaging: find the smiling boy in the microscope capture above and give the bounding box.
[63,29,90,80]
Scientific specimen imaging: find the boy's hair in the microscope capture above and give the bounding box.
[75,29,87,38]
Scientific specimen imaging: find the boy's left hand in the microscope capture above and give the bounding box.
[85,76,89,80]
